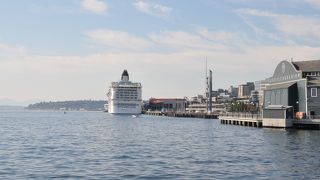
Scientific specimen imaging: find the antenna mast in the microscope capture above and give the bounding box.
[205,57,208,110]
[206,57,208,78]
[205,57,213,113]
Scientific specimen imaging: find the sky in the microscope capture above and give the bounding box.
[1,0,320,105]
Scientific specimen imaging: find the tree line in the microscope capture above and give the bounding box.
[26,100,107,111]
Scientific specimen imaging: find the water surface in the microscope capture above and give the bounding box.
[0,110,319,179]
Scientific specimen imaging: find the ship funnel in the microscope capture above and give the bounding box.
[121,70,129,81]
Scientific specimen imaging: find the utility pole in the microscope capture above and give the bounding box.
[205,57,213,113]
[208,70,213,113]
[205,57,208,110]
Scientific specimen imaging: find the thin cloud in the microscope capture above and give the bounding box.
[86,29,151,50]
[148,31,227,51]
[81,0,107,15]
[305,0,320,10]
[236,8,320,46]
[0,43,26,55]
[236,11,284,43]
[133,1,172,17]
[196,28,253,48]
[86,29,229,52]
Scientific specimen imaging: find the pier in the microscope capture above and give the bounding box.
[219,112,263,128]
[293,119,320,130]
[144,111,218,119]
[219,112,320,129]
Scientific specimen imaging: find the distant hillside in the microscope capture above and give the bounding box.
[26,100,107,111]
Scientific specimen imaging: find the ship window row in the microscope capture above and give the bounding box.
[115,92,138,95]
[117,95,138,96]
[116,96,138,99]
[116,104,138,108]
[116,95,138,98]
[117,87,137,89]
[115,94,138,97]
[115,97,138,100]
[116,88,139,90]
[116,92,138,94]
[117,93,137,96]
[115,93,138,96]
[116,88,138,90]
[116,91,138,93]
[116,94,138,96]
[115,91,138,93]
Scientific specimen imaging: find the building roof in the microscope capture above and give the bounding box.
[308,76,320,86]
[265,82,296,90]
[292,60,320,72]
[265,105,292,110]
[149,98,186,104]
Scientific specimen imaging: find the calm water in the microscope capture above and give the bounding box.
[0,110,319,179]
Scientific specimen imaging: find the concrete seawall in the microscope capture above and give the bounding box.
[219,113,262,128]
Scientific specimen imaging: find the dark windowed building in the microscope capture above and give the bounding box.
[264,60,320,119]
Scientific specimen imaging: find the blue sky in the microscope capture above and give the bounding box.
[1,0,320,105]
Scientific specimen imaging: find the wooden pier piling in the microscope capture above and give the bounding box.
[219,112,262,128]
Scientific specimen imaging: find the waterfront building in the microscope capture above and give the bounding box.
[185,95,207,113]
[238,82,255,98]
[212,103,227,113]
[148,98,186,112]
[254,80,268,108]
[186,90,231,113]
[186,103,207,113]
[228,86,238,98]
[250,90,259,104]
[188,95,206,104]
[263,60,320,119]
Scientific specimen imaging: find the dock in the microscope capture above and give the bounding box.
[144,111,218,119]
[219,112,263,128]
[293,119,320,130]
[219,112,320,129]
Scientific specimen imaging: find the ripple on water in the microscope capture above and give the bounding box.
[0,111,319,179]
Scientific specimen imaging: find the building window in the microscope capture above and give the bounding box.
[311,88,317,97]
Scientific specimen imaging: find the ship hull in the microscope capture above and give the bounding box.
[108,101,142,115]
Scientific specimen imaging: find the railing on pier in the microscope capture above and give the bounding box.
[219,112,262,127]
[144,110,218,119]
[308,115,320,120]
[219,112,262,119]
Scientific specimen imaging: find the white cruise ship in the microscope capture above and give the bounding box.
[107,70,142,114]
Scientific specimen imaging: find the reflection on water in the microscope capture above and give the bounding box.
[0,110,319,179]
